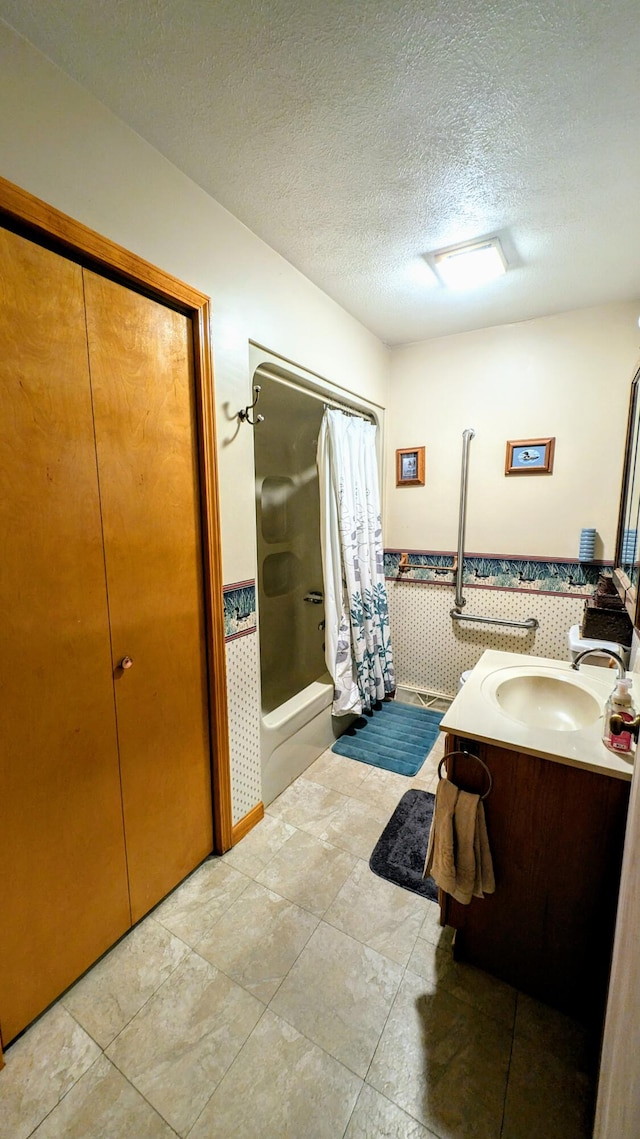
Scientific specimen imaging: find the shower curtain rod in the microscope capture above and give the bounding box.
[322,400,373,421]
[253,365,374,422]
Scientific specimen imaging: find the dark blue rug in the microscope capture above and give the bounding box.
[369,789,438,901]
[331,701,443,776]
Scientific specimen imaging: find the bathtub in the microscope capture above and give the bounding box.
[260,673,336,806]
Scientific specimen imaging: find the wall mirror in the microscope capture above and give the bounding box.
[613,367,640,625]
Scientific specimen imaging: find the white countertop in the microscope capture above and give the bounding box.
[439,650,636,782]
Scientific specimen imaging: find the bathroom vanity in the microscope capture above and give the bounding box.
[437,650,632,1027]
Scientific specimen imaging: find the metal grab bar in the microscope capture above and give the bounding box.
[455,428,475,609]
[450,428,539,632]
[450,610,539,630]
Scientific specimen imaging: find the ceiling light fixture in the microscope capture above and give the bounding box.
[430,237,507,290]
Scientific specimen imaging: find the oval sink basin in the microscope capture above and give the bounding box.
[494,673,602,731]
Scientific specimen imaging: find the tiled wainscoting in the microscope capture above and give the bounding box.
[225,632,262,826]
[386,552,603,698]
[223,582,262,827]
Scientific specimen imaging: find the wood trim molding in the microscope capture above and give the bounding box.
[195,300,233,854]
[0,175,233,856]
[0,175,208,311]
[231,802,265,846]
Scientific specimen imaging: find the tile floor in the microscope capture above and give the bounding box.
[1,734,596,1138]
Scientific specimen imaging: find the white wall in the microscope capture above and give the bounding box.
[387,304,640,561]
[0,21,389,584]
[0,21,389,826]
[6,15,638,583]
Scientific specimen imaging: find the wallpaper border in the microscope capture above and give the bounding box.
[384,549,611,598]
[223,579,257,641]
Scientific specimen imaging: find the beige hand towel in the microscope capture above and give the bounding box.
[451,789,479,905]
[424,779,496,905]
[423,777,458,895]
[473,801,495,898]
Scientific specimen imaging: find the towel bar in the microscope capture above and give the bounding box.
[438,750,492,800]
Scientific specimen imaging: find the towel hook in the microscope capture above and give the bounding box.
[438,750,492,801]
[238,385,264,426]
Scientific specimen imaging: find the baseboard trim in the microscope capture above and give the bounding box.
[231,801,265,845]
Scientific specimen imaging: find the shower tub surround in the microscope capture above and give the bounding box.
[386,551,608,698]
[250,371,388,811]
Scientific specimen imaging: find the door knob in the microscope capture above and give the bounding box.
[119,656,134,670]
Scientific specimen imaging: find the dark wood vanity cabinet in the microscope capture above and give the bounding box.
[440,737,630,1028]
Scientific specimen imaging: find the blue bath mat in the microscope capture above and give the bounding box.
[331,701,443,776]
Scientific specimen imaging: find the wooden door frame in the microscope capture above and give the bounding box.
[0,175,233,854]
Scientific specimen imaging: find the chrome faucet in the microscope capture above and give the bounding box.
[571,648,626,680]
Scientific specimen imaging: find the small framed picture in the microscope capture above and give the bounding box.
[396,446,425,486]
[505,437,555,475]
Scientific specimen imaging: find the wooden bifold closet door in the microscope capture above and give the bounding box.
[84,270,213,923]
[0,229,213,1046]
[0,229,131,1044]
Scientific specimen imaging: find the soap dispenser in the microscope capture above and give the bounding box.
[603,678,636,756]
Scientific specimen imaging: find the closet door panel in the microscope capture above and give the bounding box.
[84,271,213,922]
[0,230,131,1045]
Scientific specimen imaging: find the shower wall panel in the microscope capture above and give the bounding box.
[254,377,327,713]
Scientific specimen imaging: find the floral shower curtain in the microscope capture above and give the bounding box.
[317,408,396,716]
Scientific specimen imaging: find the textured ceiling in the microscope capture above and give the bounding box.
[2,0,640,345]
